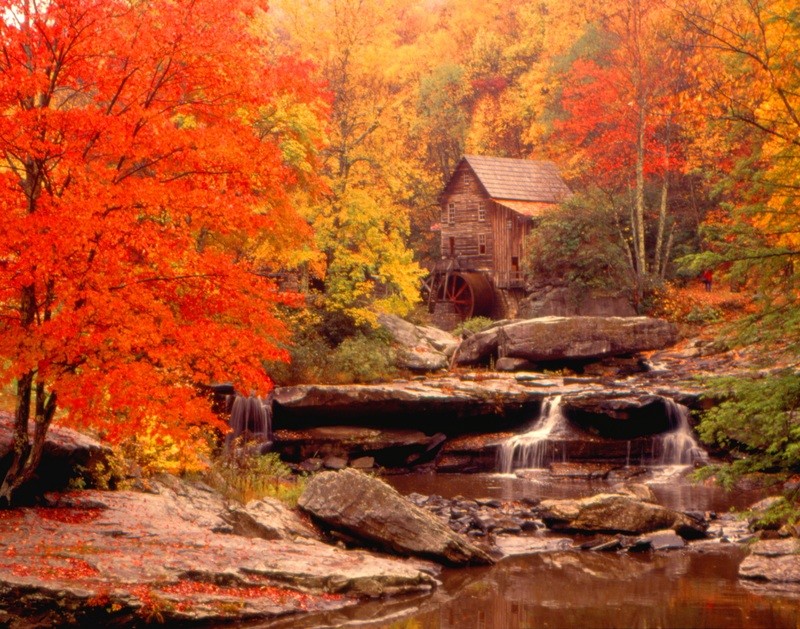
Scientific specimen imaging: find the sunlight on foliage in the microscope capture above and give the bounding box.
[209,450,306,506]
[115,418,214,477]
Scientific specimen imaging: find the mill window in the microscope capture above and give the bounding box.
[478,202,486,222]
[478,234,487,255]
[448,202,456,224]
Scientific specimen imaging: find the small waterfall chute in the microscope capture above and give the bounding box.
[498,396,565,473]
[655,399,707,466]
[226,392,273,450]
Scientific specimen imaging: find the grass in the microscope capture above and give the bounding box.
[207,449,307,506]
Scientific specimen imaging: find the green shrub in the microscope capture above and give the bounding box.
[452,316,495,337]
[209,450,306,506]
[327,331,397,383]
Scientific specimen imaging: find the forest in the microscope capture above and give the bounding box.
[0,0,799,506]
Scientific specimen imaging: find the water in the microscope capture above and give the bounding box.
[498,395,708,473]
[250,473,797,629]
[655,398,708,465]
[497,396,565,472]
[226,392,273,447]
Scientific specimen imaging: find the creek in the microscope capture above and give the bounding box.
[250,471,799,629]
[252,388,800,628]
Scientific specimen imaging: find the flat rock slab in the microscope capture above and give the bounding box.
[298,469,493,566]
[455,316,677,366]
[0,487,437,626]
[739,539,800,588]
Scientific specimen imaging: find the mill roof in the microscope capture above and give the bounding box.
[461,155,571,203]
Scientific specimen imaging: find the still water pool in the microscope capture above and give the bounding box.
[257,472,800,629]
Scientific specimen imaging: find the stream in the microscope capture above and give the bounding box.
[251,471,799,629]
[253,396,800,628]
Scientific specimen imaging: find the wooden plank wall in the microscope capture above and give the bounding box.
[439,164,493,270]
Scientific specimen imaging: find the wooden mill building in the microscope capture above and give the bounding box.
[430,155,571,324]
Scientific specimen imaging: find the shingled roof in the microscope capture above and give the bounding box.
[463,155,571,203]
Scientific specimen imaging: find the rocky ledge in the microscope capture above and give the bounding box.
[0,477,438,627]
[271,374,704,472]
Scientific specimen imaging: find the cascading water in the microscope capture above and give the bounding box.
[498,396,565,473]
[655,399,707,465]
[226,392,273,449]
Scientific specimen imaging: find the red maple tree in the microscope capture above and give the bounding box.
[0,0,324,503]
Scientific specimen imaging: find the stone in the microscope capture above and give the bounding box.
[539,492,708,537]
[297,469,493,566]
[225,497,320,541]
[739,539,800,585]
[747,496,785,530]
[634,530,686,551]
[0,482,438,627]
[454,316,677,366]
[350,456,375,469]
[324,456,348,470]
[377,313,457,372]
[495,357,537,372]
[0,411,114,498]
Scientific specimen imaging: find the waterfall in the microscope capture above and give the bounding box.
[655,399,707,465]
[498,396,564,473]
[226,392,273,449]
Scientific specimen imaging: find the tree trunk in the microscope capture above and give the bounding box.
[0,374,57,506]
[635,104,647,278]
[654,177,668,276]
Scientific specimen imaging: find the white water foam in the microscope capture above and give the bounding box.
[498,396,565,473]
[656,399,707,466]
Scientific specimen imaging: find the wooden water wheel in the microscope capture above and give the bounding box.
[435,271,494,320]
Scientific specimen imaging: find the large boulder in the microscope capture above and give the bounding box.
[0,411,113,497]
[739,539,800,588]
[378,313,458,372]
[539,492,708,538]
[454,316,677,366]
[297,468,494,566]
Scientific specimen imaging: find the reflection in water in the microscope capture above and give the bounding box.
[245,474,797,629]
[253,549,800,629]
[386,471,766,512]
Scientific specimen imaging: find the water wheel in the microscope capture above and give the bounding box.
[436,271,494,320]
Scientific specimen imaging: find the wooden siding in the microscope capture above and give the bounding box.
[439,162,494,271]
[440,162,550,288]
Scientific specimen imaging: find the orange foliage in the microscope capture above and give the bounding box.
[651,282,754,325]
[0,0,325,469]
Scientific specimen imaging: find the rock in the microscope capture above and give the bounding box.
[0,411,114,498]
[739,539,800,585]
[0,483,438,627]
[634,530,686,551]
[350,456,375,469]
[275,426,437,468]
[225,497,320,541]
[377,313,457,372]
[539,492,707,537]
[324,456,348,470]
[297,469,493,566]
[495,357,537,372]
[747,496,786,530]
[272,376,544,430]
[454,316,677,366]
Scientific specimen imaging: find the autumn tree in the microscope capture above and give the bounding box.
[543,1,698,300]
[266,0,426,324]
[676,0,800,489]
[0,0,324,503]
